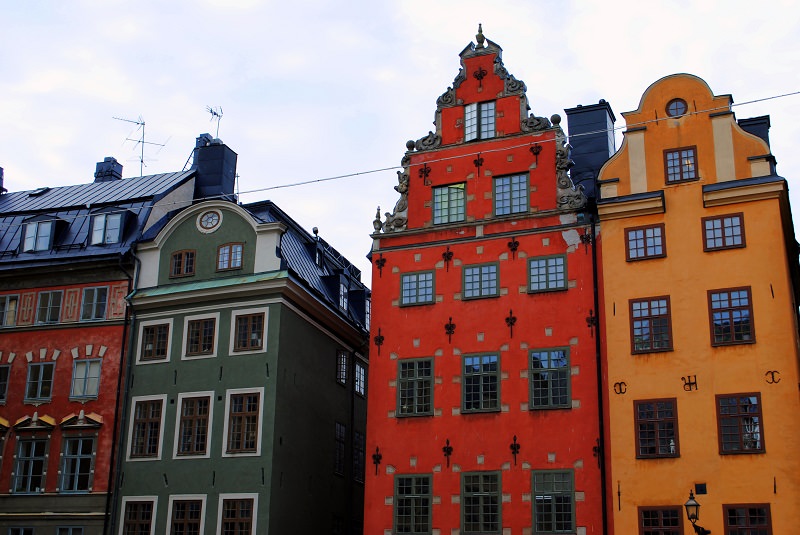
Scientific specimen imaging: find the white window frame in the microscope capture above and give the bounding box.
[172,391,215,460]
[70,359,102,399]
[217,493,259,535]
[136,318,174,365]
[181,312,220,360]
[80,286,109,322]
[166,494,207,535]
[221,387,265,458]
[126,394,167,462]
[118,496,158,535]
[228,307,269,356]
[90,212,123,245]
[23,220,53,252]
[0,294,19,328]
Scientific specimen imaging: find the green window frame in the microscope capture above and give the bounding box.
[394,474,432,534]
[60,437,95,492]
[463,354,499,413]
[462,471,501,534]
[533,470,575,534]
[463,263,499,299]
[401,271,434,306]
[528,255,567,293]
[529,348,570,409]
[398,359,433,417]
[433,183,466,224]
[494,174,528,215]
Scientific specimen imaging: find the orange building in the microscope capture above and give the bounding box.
[596,74,800,533]
[365,28,607,535]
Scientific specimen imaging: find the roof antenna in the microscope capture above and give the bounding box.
[112,115,167,177]
[206,106,223,138]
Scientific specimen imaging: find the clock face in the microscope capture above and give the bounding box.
[199,210,221,230]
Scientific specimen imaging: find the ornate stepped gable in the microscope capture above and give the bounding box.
[376,26,585,233]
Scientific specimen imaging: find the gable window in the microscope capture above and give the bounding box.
[530,348,569,409]
[140,323,170,362]
[36,290,62,324]
[70,359,101,399]
[533,470,574,534]
[709,287,754,345]
[186,318,216,356]
[626,224,665,260]
[717,393,763,454]
[226,391,261,455]
[0,294,19,327]
[122,500,154,534]
[433,183,466,224]
[170,499,203,534]
[80,287,108,322]
[13,438,48,493]
[0,364,9,403]
[463,263,499,299]
[463,354,499,413]
[465,101,496,141]
[60,437,95,492]
[334,421,346,475]
[176,395,210,456]
[234,313,264,352]
[665,147,697,183]
[399,359,433,417]
[724,504,771,533]
[395,475,432,535]
[401,271,434,306]
[90,212,122,245]
[635,399,679,458]
[170,250,196,278]
[494,174,528,215]
[23,220,53,251]
[354,361,366,396]
[666,98,687,117]
[630,297,672,353]
[703,213,745,251]
[220,497,255,535]
[217,243,243,271]
[528,255,567,292]
[638,507,682,534]
[130,397,164,459]
[25,362,55,402]
[462,472,501,534]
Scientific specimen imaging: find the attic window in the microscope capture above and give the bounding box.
[339,281,348,312]
[28,187,51,197]
[666,99,687,117]
[23,221,54,252]
[91,213,123,245]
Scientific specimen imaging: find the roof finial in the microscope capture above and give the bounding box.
[476,23,485,48]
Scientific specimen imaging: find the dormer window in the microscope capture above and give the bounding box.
[23,221,53,251]
[339,281,349,312]
[465,101,495,141]
[91,212,123,245]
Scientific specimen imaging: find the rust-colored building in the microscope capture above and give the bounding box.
[365,28,608,535]
[597,74,800,534]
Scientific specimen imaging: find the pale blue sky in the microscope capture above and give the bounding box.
[2,0,799,284]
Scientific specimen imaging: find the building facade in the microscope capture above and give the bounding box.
[0,158,197,534]
[365,28,607,535]
[113,162,370,533]
[597,74,800,534]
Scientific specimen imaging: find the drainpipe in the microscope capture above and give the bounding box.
[106,250,141,534]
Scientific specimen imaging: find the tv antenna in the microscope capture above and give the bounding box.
[112,115,168,177]
[206,106,223,138]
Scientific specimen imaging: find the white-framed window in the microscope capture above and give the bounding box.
[0,294,19,327]
[23,220,53,251]
[217,493,258,535]
[229,307,268,356]
[70,359,102,399]
[167,494,207,535]
[465,101,496,141]
[181,312,220,360]
[355,361,366,396]
[137,318,173,364]
[119,496,157,535]
[90,212,123,245]
[127,394,167,461]
[222,387,264,458]
[339,281,348,312]
[217,243,243,271]
[80,286,108,322]
[173,391,214,459]
[36,290,63,324]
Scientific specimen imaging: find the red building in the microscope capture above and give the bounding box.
[366,28,606,534]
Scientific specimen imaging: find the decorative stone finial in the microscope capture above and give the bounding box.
[476,24,485,48]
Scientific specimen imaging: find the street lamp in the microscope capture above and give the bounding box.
[684,490,711,535]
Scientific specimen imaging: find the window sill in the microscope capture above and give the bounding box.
[711,340,756,347]
[632,348,674,355]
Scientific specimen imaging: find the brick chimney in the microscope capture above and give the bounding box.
[94,157,123,182]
